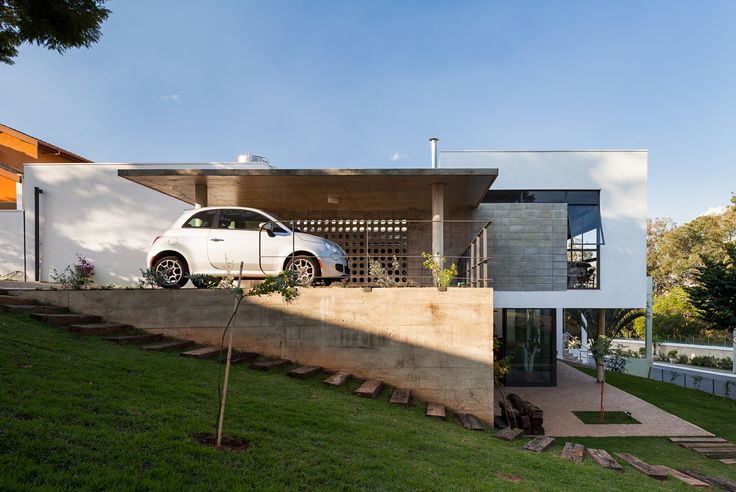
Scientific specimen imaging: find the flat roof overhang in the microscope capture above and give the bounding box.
[118,168,499,211]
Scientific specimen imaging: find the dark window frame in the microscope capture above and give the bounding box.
[182,209,220,229]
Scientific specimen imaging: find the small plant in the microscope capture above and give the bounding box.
[137,268,166,289]
[676,354,689,364]
[368,256,400,287]
[188,273,219,289]
[667,349,679,362]
[51,254,95,289]
[638,346,646,357]
[421,252,458,290]
[604,344,629,374]
[692,375,704,390]
[248,271,299,302]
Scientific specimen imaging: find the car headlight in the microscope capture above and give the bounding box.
[324,241,338,254]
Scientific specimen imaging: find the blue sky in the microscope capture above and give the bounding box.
[1,0,734,224]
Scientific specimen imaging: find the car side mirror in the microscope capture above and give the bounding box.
[259,222,276,237]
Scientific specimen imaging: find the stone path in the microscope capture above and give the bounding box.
[499,362,712,437]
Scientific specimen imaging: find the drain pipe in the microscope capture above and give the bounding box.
[429,137,439,169]
[34,187,42,281]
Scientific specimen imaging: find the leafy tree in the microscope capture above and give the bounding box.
[686,243,736,333]
[632,286,709,340]
[0,0,110,65]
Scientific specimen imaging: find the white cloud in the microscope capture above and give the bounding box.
[701,205,727,217]
[390,152,406,161]
[160,94,181,103]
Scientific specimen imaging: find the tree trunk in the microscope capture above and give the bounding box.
[596,308,606,383]
[600,376,605,423]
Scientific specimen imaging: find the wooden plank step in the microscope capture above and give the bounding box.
[1,304,68,314]
[614,453,668,480]
[288,366,321,379]
[250,359,290,371]
[692,447,736,454]
[180,346,221,358]
[67,322,127,335]
[720,459,736,465]
[704,452,736,460]
[494,427,524,441]
[103,333,163,345]
[681,442,736,449]
[670,437,728,443]
[455,413,484,431]
[0,295,42,305]
[523,436,555,453]
[355,380,383,399]
[142,339,194,352]
[680,468,736,491]
[426,403,446,418]
[587,449,624,471]
[322,371,351,386]
[389,388,411,407]
[31,313,102,325]
[560,442,585,463]
[227,351,259,364]
[654,466,710,488]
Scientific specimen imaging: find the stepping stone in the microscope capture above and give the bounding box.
[720,459,736,465]
[67,322,127,335]
[1,304,68,314]
[680,468,736,491]
[670,437,727,443]
[0,295,41,305]
[586,449,623,471]
[142,339,194,352]
[288,366,321,379]
[561,442,585,463]
[614,453,668,480]
[226,351,259,364]
[654,466,710,488]
[495,427,524,442]
[31,313,101,325]
[250,359,290,371]
[680,442,736,449]
[104,333,163,344]
[523,436,555,453]
[389,388,411,407]
[455,413,484,431]
[426,403,446,418]
[355,380,383,399]
[180,346,221,359]
[323,372,351,386]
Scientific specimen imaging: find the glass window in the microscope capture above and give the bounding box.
[482,189,599,204]
[567,205,603,289]
[502,308,556,386]
[182,210,218,229]
[217,209,269,231]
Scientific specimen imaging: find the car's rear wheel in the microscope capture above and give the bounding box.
[285,255,320,286]
[153,255,189,289]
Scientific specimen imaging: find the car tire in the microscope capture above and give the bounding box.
[153,255,189,289]
[285,255,320,286]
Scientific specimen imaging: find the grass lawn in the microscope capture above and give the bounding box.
[568,365,736,482]
[0,312,728,491]
[572,411,640,425]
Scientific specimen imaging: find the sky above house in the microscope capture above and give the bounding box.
[1,0,734,224]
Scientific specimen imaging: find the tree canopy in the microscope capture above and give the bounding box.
[0,0,110,64]
[686,243,736,332]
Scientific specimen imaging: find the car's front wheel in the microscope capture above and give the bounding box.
[285,255,320,286]
[153,255,189,289]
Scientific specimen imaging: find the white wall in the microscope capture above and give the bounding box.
[441,150,648,310]
[21,163,271,285]
[0,210,26,278]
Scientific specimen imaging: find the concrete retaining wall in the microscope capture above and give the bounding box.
[16,287,495,421]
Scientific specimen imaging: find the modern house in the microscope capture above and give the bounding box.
[0,140,647,389]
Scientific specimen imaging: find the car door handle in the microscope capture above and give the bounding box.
[210,238,224,242]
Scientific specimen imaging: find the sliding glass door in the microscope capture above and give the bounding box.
[502,308,557,386]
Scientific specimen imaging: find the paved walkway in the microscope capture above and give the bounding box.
[498,362,713,437]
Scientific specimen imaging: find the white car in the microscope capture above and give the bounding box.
[147,207,349,288]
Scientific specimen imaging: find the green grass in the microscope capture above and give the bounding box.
[573,411,640,425]
[0,313,726,492]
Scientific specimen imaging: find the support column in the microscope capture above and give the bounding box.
[431,183,444,266]
[597,308,606,382]
[194,181,208,208]
[555,308,563,362]
[645,277,653,360]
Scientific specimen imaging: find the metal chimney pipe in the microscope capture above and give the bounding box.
[429,137,439,168]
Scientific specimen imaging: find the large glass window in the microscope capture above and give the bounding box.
[502,308,557,386]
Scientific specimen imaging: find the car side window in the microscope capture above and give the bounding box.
[217,210,269,231]
[182,210,218,229]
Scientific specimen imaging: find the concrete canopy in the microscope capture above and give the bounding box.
[118,168,498,211]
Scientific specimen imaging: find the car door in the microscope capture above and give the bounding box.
[207,209,263,274]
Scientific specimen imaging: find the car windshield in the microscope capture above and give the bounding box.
[259,210,290,234]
